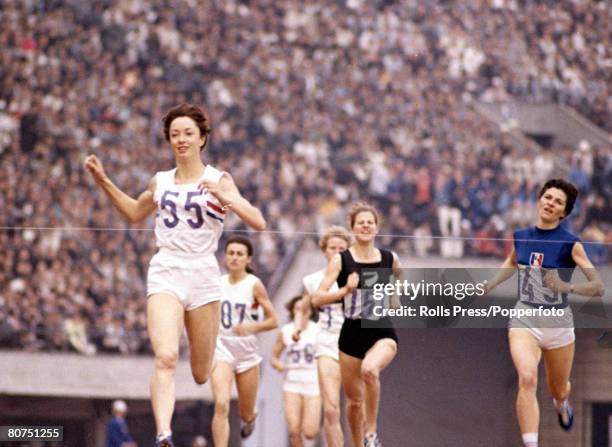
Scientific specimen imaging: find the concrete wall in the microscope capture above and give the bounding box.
[380,328,611,447]
[476,102,611,149]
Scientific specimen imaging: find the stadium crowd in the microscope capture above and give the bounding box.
[0,0,610,354]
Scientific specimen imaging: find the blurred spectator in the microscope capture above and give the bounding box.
[0,0,609,354]
[64,310,97,356]
[106,400,137,447]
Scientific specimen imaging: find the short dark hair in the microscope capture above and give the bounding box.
[162,103,211,150]
[285,295,303,320]
[225,237,254,273]
[538,179,578,217]
[285,295,317,322]
[225,236,253,256]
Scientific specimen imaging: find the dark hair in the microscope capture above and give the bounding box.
[162,103,212,150]
[285,295,303,320]
[285,295,317,322]
[225,237,254,273]
[538,179,578,217]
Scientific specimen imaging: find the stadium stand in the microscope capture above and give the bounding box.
[0,0,609,356]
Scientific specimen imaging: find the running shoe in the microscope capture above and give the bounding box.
[155,433,174,447]
[557,400,574,431]
[364,432,382,447]
[240,417,256,439]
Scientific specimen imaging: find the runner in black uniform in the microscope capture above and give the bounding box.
[314,203,400,447]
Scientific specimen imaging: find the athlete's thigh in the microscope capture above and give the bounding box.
[235,364,260,416]
[211,361,235,403]
[509,328,542,374]
[147,293,185,355]
[318,356,342,406]
[302,394,322,434]
[283,392,304,430]
[542,342,575,390]
[339,352,364,401]
[363,338,397,373]
[185,301,221,371]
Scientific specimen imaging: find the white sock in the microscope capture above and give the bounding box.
[303,438,316,447]
[522,432,538,447]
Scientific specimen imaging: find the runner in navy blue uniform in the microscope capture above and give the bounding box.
[486,179,604,447]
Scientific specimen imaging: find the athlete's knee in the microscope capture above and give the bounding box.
[323,402,341,425]
[192,369,211,385]
[517,369,538,392]
[214,399,230,417]
[191,356,214,384]
[346,394,364,411]
[191,363,212,384]
[155,349,179,371]
[303,427,319,440]
[360,364,379,384]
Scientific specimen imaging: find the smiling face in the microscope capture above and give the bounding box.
[169,116,206,159]
[351,210,378,243]
[225,242,251,274]
[537,187,568,225]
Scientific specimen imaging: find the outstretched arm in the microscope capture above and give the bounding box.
[199,173,266,231]
[84,155,156,224]
[485,248,517,293]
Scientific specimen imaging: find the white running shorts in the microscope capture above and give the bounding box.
[147,250,222,310]
[214,335,262,374]
[315,329,340,361]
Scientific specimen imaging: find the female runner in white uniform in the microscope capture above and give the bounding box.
[85,103,266,447]
[271,296,321,447]
[299,226,351,447]
[211,237,278,446]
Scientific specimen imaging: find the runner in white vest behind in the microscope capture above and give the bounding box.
[298,226,351,447]
[211,237,278,446]
[272,296,321,447]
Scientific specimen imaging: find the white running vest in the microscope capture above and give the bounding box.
[282,321,319,382]
[303,269,344,333]
[219,273,260,339]
[153,165,225,255]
